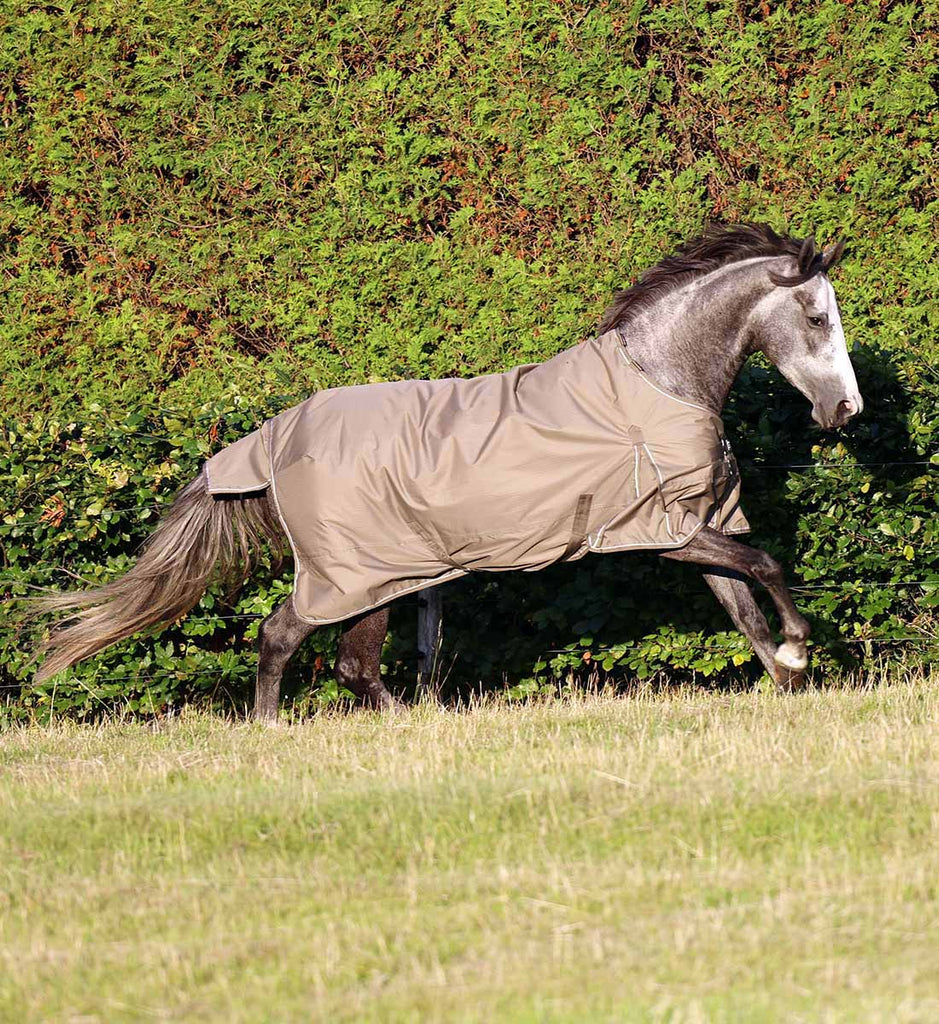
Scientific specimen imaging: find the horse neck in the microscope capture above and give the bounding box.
[615,260,775,414]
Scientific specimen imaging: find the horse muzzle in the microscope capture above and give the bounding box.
[812,393,864,430]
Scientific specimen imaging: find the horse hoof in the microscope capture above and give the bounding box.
[774,641,808,672]
[365,688,402,711]
[774,664,806,691]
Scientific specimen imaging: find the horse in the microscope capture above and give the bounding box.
[31,223,862,717]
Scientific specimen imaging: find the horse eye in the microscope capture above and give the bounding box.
[808,315,826,328]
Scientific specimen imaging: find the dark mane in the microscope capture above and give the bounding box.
[597,222,844,333]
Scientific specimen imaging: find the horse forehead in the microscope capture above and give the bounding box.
[802,275,837,310]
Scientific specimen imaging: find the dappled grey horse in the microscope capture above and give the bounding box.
[33,224,862,716]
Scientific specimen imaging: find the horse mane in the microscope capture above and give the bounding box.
[597,222,845,333]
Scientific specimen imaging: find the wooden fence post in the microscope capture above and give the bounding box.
[416,588,442,698]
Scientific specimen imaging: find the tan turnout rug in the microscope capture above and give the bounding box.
[204,329,749,623]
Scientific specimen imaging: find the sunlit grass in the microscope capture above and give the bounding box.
[2,667,938,1022]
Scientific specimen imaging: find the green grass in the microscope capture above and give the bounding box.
[2,671,939,1022]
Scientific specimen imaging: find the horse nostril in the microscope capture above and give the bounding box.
[838,398,858,419]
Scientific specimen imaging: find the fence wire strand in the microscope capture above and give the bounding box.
[2,459,934,528]
[1,634,936,694]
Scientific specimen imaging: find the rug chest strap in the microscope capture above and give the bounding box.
[561,493,593,560]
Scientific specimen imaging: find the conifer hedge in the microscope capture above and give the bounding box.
[1,0,937,715]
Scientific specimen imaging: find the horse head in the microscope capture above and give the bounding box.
[749,236,863,430]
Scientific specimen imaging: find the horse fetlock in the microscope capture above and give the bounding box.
[363,682,397,709]
[773,640,808,672]
[788,615,811,643]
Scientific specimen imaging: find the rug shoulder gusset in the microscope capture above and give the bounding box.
[585,441,749,555]
[664,457,751,538]
[710,493,750,537]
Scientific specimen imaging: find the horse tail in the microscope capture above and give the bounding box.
[30,473,286,683]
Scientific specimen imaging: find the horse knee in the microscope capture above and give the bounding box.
[750,551,784,589]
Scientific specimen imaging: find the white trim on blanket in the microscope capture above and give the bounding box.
[615,344,716,415]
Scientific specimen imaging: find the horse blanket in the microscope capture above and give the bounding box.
[204,329,749,624]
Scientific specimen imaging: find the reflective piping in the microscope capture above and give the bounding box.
[589,513,612,548]
[290,568,468,626]
[590,445,644,549]
[589,534,693,552]
[203,475,271,494]
[641,442,676,541]
[615,343,715,415]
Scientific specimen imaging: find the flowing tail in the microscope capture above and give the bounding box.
[30,473,286,683]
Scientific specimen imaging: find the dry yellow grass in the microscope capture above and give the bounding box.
[1,669,938,1022]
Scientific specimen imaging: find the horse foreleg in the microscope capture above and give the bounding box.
[701,570,778,679]
[335,607,395,709]
[661,527,810,687]
[255,599,316,720]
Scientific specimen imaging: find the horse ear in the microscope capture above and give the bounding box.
[820,240,846,272]
[798,235,816,275]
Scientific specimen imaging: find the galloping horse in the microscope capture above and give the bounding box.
[33,224,862,716]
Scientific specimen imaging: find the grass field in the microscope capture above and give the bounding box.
[2,670,938,1023]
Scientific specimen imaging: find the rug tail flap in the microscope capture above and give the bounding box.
[203,428,271,494]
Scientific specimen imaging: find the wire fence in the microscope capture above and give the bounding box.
[5,573,937,593]
[544,636,937,656]
[759,459,934,469]
[0,632,936,694]
[1,459,934,529]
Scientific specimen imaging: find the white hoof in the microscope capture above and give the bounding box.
[774,641,808,672]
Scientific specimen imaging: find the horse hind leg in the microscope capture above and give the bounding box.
[335,607,395,709]
[254,598,316,720]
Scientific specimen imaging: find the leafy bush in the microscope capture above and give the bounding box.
[1,0,937,715]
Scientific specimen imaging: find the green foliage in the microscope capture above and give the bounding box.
[1,0,937,714]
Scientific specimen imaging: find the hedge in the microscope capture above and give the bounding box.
[1,0,937,715]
